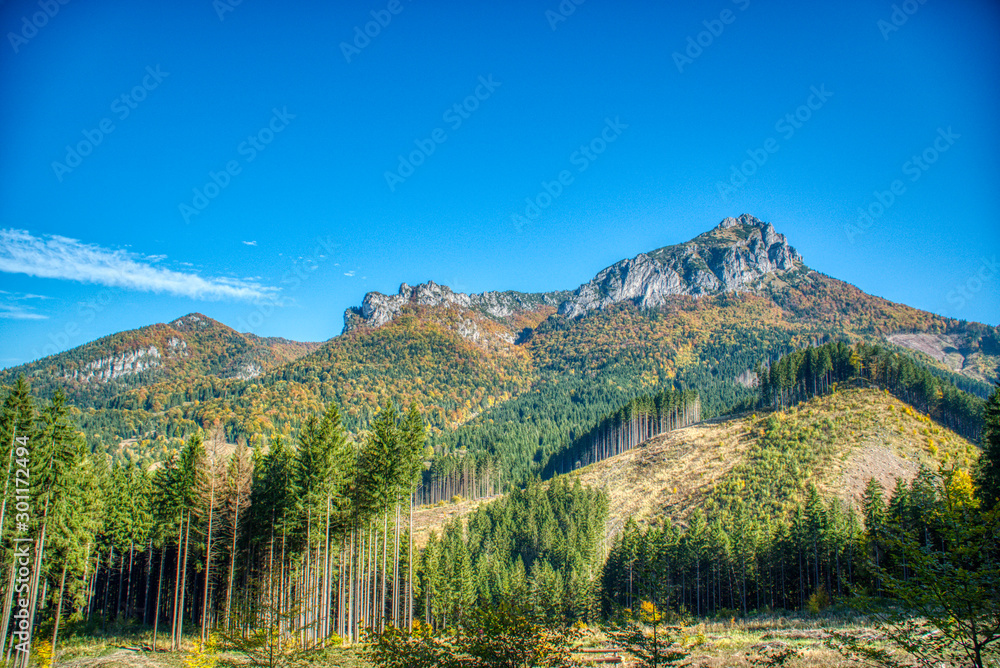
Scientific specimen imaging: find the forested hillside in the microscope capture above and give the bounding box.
[3,218,998,490]
[0,313,320,408]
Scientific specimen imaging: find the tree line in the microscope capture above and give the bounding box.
[541,389,701,477]
[0,375,439,660]
[758,341,985,441]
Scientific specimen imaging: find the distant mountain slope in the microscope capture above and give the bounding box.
[0,312,320,407]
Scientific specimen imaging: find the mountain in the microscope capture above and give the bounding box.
[558,214,803,318]
[2,214,996,473]
[0,312,321,408]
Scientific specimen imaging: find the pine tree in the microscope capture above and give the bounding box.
[974,383,1000,510]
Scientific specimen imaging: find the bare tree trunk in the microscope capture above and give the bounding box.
[393,503,400,627]
[177,512,192,650]
[50,564,68,663]
[23,493,52,668]
[224,495,241,631]
[380,511,388,632]
[408,493,414,631]
[144,538,153,625]
[202,477,216,642]
[0,561,16,658]
[348,524,355,642]
[171,521,183,649]
[153,547,164,651]
[323,495,331,643]
[125,542,135,620]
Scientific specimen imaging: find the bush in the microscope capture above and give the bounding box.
[806,586,830,615]
[365,603,575,668]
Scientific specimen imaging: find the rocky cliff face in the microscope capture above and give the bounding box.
[343,214,805,330]
[558,214,803,318]
[63,346,163,383]
[342,281,563,334]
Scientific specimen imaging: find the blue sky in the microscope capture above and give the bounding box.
[1,0,998,367]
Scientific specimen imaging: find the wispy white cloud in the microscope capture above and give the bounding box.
[344,270,355,277]
[0,305,48,320]
[0,291,50,320]
[242,240,257,246]
[0,229,279,302]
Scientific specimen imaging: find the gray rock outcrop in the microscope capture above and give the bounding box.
[558,214,803,317]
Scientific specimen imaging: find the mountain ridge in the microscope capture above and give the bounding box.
[0,311,321,407]
[343,214,807,331]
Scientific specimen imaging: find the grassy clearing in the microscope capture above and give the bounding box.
[572,387,978,533]
[51,614,871,668]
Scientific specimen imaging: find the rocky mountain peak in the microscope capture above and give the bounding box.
[170,313,220,331]
[558,215,804,318]
[343,282,563,333]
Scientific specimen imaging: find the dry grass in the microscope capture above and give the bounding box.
[568,416,753,537]
[409,388,978,546]
[571,614,868,667]
[410,494,503,549]
[54,616,867,668]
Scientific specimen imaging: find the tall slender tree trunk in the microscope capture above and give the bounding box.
[23,493,51,668]
[153,547,165,651]
[86,548,100,622]
[224,494,242,631]
[125,543,135,619]
[202,478,216,642]
[50,565,68,662]
[380,511,388,632]
[177,512,192,649]
[144,537,153,625]
[392,503,400,627]
[408,493,414,631]
[171,519,183,649]
[323,495,331,643]
[0,561,16,658]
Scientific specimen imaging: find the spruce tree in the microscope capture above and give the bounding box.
[974,383,1000,509]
